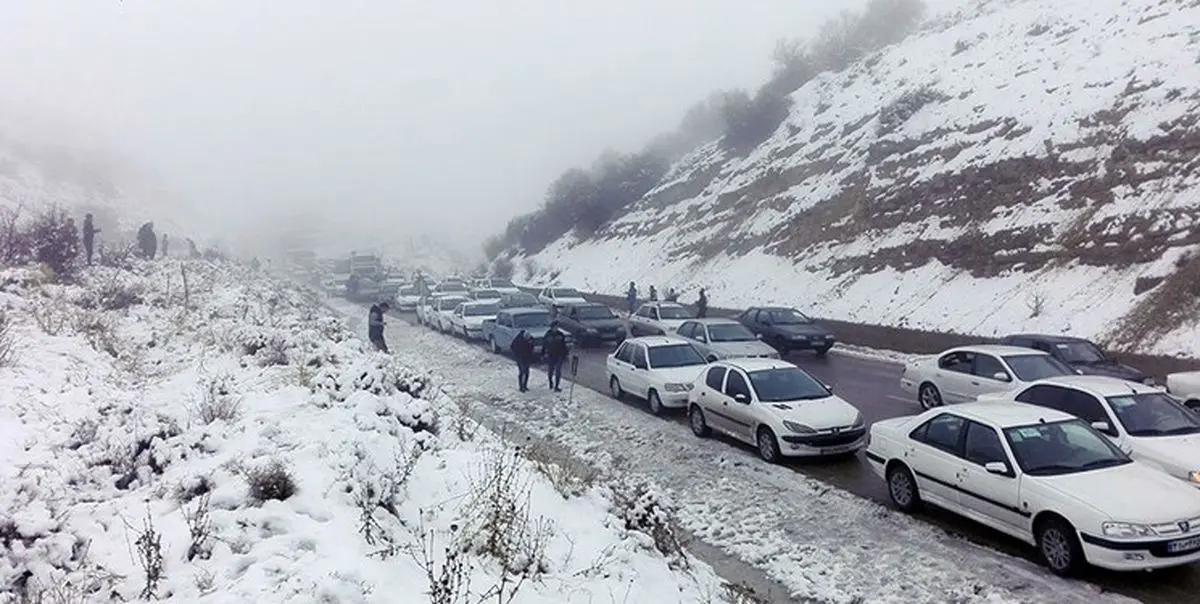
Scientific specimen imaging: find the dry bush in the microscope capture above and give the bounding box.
[610,481,689,568]
[182,492,212,561]
[410,524,471,604]
[520,439,597,499]
[132,509,164,599]
[191,374,241,424]
[246,459,297,502]
[461,448,553,586]
[1026,292,1046,318]
[0,308,15,367]
[354,444,424,552]
[29,296,73,336]
[74,310,119,357]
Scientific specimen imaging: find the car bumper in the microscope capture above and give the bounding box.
[1079,533,1200,571]
[779,428,868,457]
[658,391,690,408]
[899,378,917,395]
[465,327,484,339]
[786,337,836,350]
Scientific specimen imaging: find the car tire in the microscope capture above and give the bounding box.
[815,346,831,357]
[918,383,944,409]
[609,376,624,400]
[756,426,781,463]
[1036,516,1084,577]
[886,464,921,512]
[689,405,710,437]
[647,390,664,415]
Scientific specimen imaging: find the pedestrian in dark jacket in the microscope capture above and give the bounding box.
[368,302,390,352]
[510,330,536,392]
[697,288,708,318]
[626,282,637,313]
[137,222,157,259]
[544,321,570,392]
[648,285,658,301]
[81,213,100,265]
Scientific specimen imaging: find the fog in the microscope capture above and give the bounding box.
[0,0,872,259]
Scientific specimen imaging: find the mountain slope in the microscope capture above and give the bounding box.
[516,0,1200,358]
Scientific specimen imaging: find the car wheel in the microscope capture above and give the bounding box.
[689,405,710,437]
[489,337,499,354]
[647,390,664,415]
[918,383,944,409]
[1036,516,1083,577]
[886,464,921,512]
[815,346,831,357]
[609,376,624,400]
[756,426,781,463]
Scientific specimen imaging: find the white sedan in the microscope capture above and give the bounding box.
[605,336,709,415]
[866,401,1200,575]
[1166,370,1200,410]
[687,358,865,462]
[447,301,500,340]
[628,302,695,337]
[980,375,1200,489]
[900,345,1076,409]
[537,286,589,309]
[430,295,468,332]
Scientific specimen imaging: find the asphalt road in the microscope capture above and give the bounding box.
[393,308,1199,603]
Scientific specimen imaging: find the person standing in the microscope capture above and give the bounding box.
[161,233,169,257]
[648,285,658,301]
[368,301,390,352]
[544,321,570,392]
[697,288,708,318]
[81,213,100,265]
[626,282,637,313]
[510,330,536,392]
[137,222,157,259]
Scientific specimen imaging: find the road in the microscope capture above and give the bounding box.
[393,308,1199,603]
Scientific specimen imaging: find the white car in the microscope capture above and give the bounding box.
[900,345,1075,409]
[866,401,1200,575]
[447,301,500,340]
[392,285,422,311]
[978,375,1200,488]
[1166,371,1200,410]
[430,295,468,332]
[605,336,708,415]
[469,288,503,302]
[628,302,695,337]
[480,278,520,294]
[675,318,780,362]
[687,358,864,462]
[537,286,588,309]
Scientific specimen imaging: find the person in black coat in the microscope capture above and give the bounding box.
[82,213,100,265]
[697,288,708,318]
[544,321,570,392]
[368,302,390,352]
[510,330,536,392]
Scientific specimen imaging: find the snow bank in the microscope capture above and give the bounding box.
[0,259,728,602]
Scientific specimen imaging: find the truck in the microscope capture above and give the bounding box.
[481,307,571,358]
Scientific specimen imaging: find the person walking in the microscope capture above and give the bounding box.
[648,285,658,301]
[697,288,708,318]
[81,213,100,265]
[510,330,536,392]
[626,282,637,313]
[368,301,390,352]
[544,321,570,392]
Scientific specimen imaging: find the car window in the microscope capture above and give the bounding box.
[614,342,632,363]
[677,322,695,338]
[498,314,510,327]
[705,366,727,390]
[658,305,694,320]
[938,352,973,373]
[972,354,1010,381]
[1004,354,1074,381]
[631,344,648,368]
[490,279,514,288]
[464,303,499,316]
[747,367,830,402]
[651,307,661,320]
[707,322,757,342]
[647,344,706,368]
[1015,385,1062,407]
[1004,419,1131,476]
[575,306,615,320]
[921,414,966,454]
[724,370,751,399]
[1053,341,1107,363]
[513,312,551,328]
[766,309,811,324]
[1107,392,1200,437]
[637,307,652,318]
[1051,388,1110,424]
[551,288,583,298]
[964,421,1007,466]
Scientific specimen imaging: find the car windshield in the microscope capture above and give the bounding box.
[658,305,693,320]
[646,344,706,369]
[1107,392,1200,437]
[490,279,514,288]
[707,323,757,342]
[513,313,551,328]
[1003,419,1132,476]
[473,290,501,299]
[551,288,583,298]
[505,294,539,306]
[464,303,499,316]
[438,297,466,309]
[439,283,467,292]
[747,367,830,402]
[1053,341,1108,364]
[399,287,419,296]
[575,306,615,320]
[1004,354,1074,381]
[766,309,811,324]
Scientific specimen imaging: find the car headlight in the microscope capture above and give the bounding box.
[586,327,598,334]
[782,420,816,434]
[1102,522,1158,538]
[791,334,808,340]
[851,412,865,428]
[664,383,692,393]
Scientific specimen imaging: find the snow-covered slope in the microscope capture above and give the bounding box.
[517,0,1200,358]
[0,260,727,602]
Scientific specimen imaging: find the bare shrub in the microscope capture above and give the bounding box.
[27,206,82,281]
[193,567,216,596]
[192,375,241,424]
[74,310,119,357]
[66,418,99,450]
[354,445,424,552]
[132,509,165,599]
[29,296,72,336]
[246,459,297,502]
[410,524,471,604]
[0,308,15,367]
[1027,292,1045,318]
[91,274,145,310]
[182,492,212,561]
[173,474,214,503]
[461,448,552,584]
[0,205,24,265]
[610,482,689,568]
[877,85,951,134]
[520,439,597,499]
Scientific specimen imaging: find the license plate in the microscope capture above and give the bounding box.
[820,443,856,455]
[1168,536,1200,553]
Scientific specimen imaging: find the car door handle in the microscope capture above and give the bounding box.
[970,381,980,386]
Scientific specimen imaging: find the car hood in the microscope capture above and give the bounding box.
[522,327,553,339]
[1073,361,1148,382]
[395,295,421,303]
[776,323,830,337]
[1129,433,1200,478]
[648,365,708,385]
[760,395,860,429]
[1044,461,1200,522]
[710,340,778,358]
[554,297,589,305]
[577,318,624,330]
[462,315,496,326]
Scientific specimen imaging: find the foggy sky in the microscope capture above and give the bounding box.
[0,0,871,252]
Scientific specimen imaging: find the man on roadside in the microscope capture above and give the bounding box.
[697,288,708,318]
[82,213,100,265]
[368,301,390,352]
[544,321,570,392]
[510,329,536,392]
[626,282,637,314]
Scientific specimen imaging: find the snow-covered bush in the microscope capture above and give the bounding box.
[877,84,951,133]
[609,480,689,568]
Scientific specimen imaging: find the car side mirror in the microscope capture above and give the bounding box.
[992,372,1011,382]
[1091,421,1117,437]
[984,461,1011,476]
[823,383,833,392]
[733,393,750,404]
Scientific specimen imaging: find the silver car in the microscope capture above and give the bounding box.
[675,318,780,362]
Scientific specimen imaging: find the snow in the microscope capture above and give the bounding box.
[517,0,1200,359]
[0,260,729,603]
[334,305,1140,604]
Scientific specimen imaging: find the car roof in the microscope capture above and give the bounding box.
[744,306,795,312]
[937,401,1075,428]
[687,317,740,325]
[1033,375,1157,396]
[642,301,684,308]
[624,335,692,347]
[504,307,551,315]
[1004,333,1089,343]
[462,300,498,306]
[719,358,796,372]
[563,302,606,308]
[948,344,1049,357]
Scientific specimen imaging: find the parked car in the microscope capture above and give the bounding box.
[605,336,708,415]
[498,291,542,310]
[736,306,835,356]
[628,302,694,337]
[998,334,1153,384]
[430,295,469,332]
[688,358,865,462]
[469,288,503,301]
[865,401,1200,575]
[433,280,470,296]
[447,301,500,340]
[537,286,589,309]
[482,308,564,357]
[555,303,626,346]
[978,375,1200,488]
[392,285,422,311]
[676,318,780,362]
[900,345,1075,409]
[1166,371,1200,410]
[480,278,520,294]
[378,278,406,304]
[414,295,439,325]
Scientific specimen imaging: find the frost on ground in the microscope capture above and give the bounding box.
[0,259,734,603]
[356,310,1141,604]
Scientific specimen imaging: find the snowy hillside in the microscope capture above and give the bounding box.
[515,0,1200,358]
[0,260,729,602]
